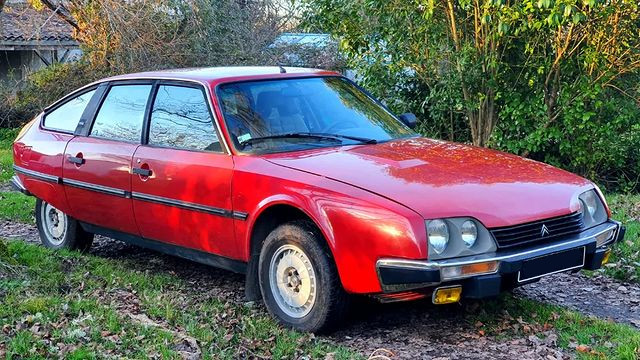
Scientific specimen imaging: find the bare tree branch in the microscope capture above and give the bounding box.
[39,0,79,31]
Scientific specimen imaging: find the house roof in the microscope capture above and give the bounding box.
[0,3,78,49]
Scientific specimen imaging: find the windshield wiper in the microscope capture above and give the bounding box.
[310,132,378,144]
[240,132,377,147]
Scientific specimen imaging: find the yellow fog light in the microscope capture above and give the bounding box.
[601,249,612,265]
[440,261,499,281]
[432,286,462,305]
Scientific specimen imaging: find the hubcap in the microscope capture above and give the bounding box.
[269,244,317,318]
[41,202,66,245]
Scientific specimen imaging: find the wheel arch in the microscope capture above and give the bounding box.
[243,198,338,301]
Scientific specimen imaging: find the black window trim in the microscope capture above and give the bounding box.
[37,76,230,154]
[40,85,101,135]
[74,83,109,136]
[85,79,155,145]
[141,80,226,154]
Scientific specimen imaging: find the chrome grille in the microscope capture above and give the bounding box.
[489,212,585,249]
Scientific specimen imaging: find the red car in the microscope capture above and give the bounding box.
[11,67,624,332]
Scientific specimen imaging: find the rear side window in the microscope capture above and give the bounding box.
[90,85,151,143]
[148,85,221,152]
[44,89,96,132]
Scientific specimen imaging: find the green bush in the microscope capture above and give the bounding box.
[494,76,640,192]
[302,0,640,192]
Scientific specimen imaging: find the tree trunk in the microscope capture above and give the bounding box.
[521,67,560,157]
[544,66,560,124]
[468,89,496,147]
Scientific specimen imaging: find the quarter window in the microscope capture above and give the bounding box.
[90,85,151,143]
[44,89,96,132]
[148,85,221,152]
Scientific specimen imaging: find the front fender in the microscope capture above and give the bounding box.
[233,157,427,294]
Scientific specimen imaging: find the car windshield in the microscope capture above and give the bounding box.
[217,76,416,154]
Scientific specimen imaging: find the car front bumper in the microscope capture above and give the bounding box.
[376,220,624,299]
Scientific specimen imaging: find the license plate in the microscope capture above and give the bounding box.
[518,247,585,282]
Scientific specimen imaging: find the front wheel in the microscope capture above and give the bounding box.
[258,221,350,333]
[35,199,93,251]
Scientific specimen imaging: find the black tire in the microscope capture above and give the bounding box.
[258,220,350,333]
[35,198,94,251]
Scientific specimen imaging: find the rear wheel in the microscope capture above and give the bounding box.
[258,221,350,333]
[35,199,93,251]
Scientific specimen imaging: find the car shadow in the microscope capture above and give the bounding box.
[90,235,484,329]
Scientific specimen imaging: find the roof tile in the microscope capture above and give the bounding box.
[0,3,76,43]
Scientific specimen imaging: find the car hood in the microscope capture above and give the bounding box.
[263,137,592,228]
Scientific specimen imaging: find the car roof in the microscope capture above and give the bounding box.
[46,66,343,112]
[102,66,341,85]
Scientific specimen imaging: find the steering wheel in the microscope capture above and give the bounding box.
[322,120,358,133]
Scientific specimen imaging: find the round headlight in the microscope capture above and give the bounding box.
[427,219,449,254]
[461,220,478,248]
[582,191,598,216]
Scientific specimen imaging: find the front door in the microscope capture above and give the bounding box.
[63,83,153,235]
[130,83,237,258]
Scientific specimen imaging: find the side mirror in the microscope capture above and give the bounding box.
[398,113,417,129]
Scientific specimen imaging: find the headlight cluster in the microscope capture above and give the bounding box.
[578,189,608,228]
[426,218,496,260]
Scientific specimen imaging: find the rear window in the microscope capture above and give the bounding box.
[43,89,96,132]
[90,85,151,143]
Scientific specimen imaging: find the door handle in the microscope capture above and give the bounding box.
[132,167,152,177]
[67,155,85,165]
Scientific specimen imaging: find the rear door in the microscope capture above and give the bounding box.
[63,82,153,235]
[130,82,238,258]
[13,86,99,215]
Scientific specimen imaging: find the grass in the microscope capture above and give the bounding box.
[0,191,35,223]
[604,194,640,283]
[0,239,359,359]
[1,239,638,359]
[0,128,18,183]
[471,295,640,359]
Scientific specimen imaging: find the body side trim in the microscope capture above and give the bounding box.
[13,165,248,220]
[80,222,247,274]
[232,211,249,220]
[13,164,60,184]
[64,178,130,198]
[131,191,230,217]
